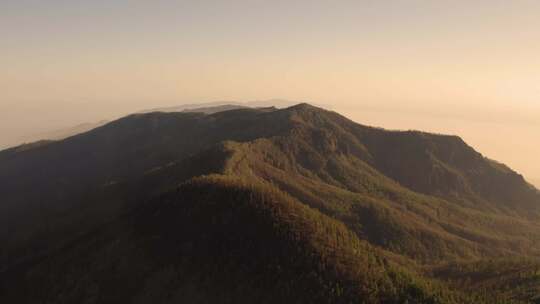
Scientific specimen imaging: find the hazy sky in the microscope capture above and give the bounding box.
[1,1,539,186]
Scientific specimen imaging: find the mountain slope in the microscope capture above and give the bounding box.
[3,175,482,303]
[212,105,540,263]
[0,108,292,265]
[1,103,539,303]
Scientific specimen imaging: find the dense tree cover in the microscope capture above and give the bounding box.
[431,258,540,303]
[0,175,512,303]
[1,104,539,303]
[219,106,540,263]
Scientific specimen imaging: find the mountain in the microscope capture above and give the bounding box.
[2,102,289,152]
[1,104,539,303]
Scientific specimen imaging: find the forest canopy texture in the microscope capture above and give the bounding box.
[1,104,540,303]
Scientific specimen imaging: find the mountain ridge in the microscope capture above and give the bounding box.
[1,103,539,303]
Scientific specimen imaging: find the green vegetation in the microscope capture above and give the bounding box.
[1,103,539,303]
[431,258,540,303]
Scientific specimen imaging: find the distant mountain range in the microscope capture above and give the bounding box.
[1,104,539,303]
[138,99,300,113]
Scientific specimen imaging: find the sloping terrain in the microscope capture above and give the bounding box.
[431,258,540,303]
[1,104,539,303]
[2,175,483,304]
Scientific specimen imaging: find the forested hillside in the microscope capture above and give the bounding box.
[1,104,539,303]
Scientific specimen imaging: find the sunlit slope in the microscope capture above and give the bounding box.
[1,103,539,303]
